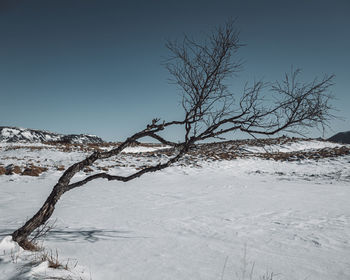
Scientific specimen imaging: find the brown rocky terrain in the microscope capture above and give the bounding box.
[0,137,349,177]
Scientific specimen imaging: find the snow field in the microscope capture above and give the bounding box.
[0,140,350,279]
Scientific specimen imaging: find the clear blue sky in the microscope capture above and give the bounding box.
[0,0,349,141]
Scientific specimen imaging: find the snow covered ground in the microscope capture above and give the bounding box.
[0,139,350,279]
[240,139,343,153]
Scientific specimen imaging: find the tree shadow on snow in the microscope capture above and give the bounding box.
[0,228,150,243]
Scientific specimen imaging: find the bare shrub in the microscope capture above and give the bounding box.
[12,20,335,248]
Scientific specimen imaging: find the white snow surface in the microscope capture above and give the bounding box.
[240,139,343,153]
[0,140,350,280]
[122,145,171,153]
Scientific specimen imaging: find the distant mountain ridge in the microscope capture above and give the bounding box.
[328,131,350,144]
[0,126,104,144]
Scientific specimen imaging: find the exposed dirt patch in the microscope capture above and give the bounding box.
[4,164,22,175]
[21,165,48,177]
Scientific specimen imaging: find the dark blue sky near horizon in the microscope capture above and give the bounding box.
[0,0,349,141]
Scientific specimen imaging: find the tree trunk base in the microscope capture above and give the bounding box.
[15,237,40,251]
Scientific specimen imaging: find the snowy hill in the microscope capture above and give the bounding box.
[0,126,104,144]
[328,130,350,144]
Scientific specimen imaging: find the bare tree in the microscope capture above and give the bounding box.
[12,20,335,249]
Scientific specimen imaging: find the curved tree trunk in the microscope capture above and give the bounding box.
[11,135,188,249]
[12,151,101,248]
[12,183,67,249]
